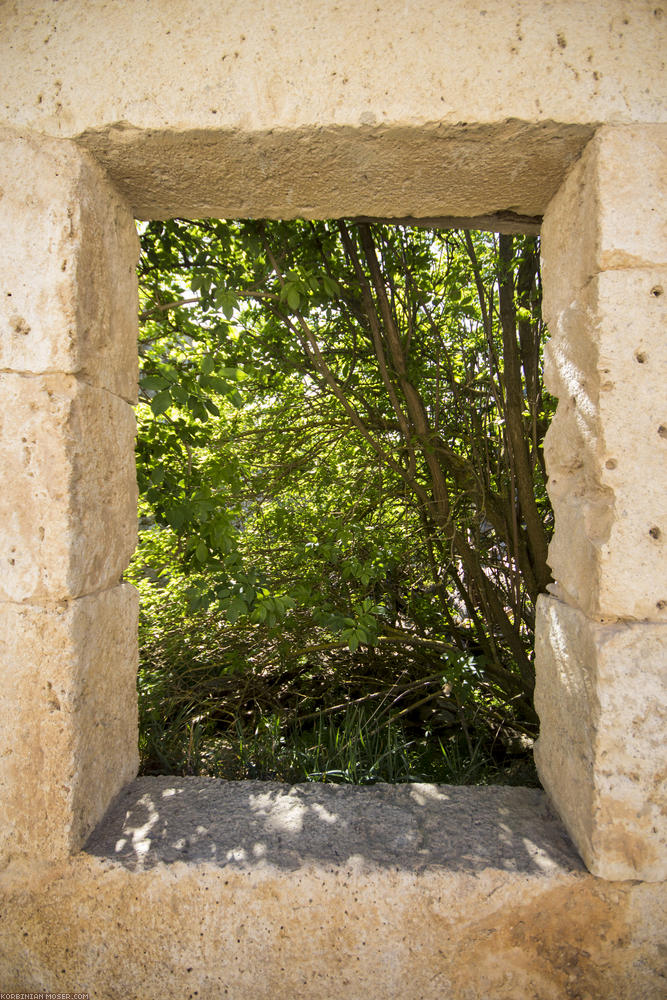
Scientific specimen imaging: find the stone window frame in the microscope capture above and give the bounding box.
[0,122,664,887]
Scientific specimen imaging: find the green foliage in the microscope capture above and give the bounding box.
[134,604,537,785]
[129,219,554,782]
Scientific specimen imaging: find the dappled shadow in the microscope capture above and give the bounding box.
[84,777,584,876]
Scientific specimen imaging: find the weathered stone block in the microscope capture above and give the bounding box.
[0,127,139,401]
[1,780,666,998]
[543,268,667,620]
[541,124,667,325]
[534,595,667,882]
[0,373,137,602]
[1,3,666,223]
[0,584,139,867]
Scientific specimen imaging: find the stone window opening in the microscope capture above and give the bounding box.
[0,120,664,998]
[0,125,664,887]
[128,216,549,790]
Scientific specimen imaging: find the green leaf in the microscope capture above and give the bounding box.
[218,367,248,382]
[203,375,233,394]
[185,584,204,611]
[170,385,188,404]
[287,287,301,311]
[189,399,209,422]
[165,507,186,531]
[215,289,238,319]
[142,375,168,392]
[195,540,208,563]
[226,597,247,624]
[150,390,172,416]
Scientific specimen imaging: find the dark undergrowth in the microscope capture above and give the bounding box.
[136,606,539,787]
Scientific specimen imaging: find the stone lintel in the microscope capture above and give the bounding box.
[75,121,595,222]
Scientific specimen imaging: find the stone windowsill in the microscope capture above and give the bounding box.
[85,777,584,876]
[7,779,665,999]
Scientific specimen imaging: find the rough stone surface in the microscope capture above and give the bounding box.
[0,373,137,602]
[0,585,139,867]
[541,124,667,328]
[5,1,664,135]
[0,3,665,992]
[0,127,139,401]
[543,268,667,620]
[85,777,584,874]
[534,595,667,882]
[0,780,665,999]
[1,2,665,220]
[76,120,593,226]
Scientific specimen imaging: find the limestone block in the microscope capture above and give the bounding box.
[1,780,666,998]
[543,268,667,620]
[0,6,663,223]
[534,595,667,881]
[76,120,592,226]
[1,4,665,159]
[0,127,139,402]
[0,584,139,867]
[2,4,665,222]
[541,124,667,325]
[0,373,137,602]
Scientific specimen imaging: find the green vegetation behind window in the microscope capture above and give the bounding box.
[129,221,553,785]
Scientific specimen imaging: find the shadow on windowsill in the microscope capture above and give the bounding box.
[84,777,584,877]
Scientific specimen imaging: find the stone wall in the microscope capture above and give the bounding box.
[0,1,665,996]
[534,126,667,881]
[1,1,664,223]
[0,130,140,864]
[1,780,665,1000]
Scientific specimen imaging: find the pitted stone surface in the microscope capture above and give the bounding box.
[0,783,664,999]
[0,585,139,866]
[537,124,667,875]
[2,2,663,133]
[85,777,584,875]
[543,267,667,620]
[534,595,667,881]
[0,4,665,995]
[0,128,139,401]
[2,3,665,221]
[541,125,667,323]
[0,373,137,602]
[75,120,592,226]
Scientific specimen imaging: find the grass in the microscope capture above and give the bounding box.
[139,699,539,787]
[135,603,540,788]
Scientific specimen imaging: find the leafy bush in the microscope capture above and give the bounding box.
[129,221,551,785]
